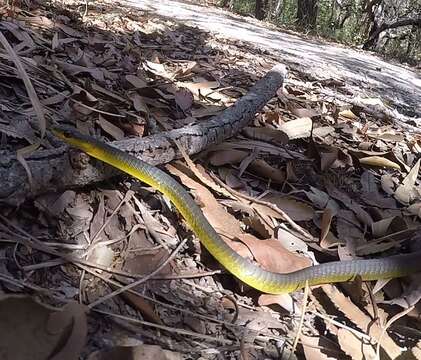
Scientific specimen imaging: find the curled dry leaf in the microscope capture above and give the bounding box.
[394,159,421,205]
[338,108,358,120]
[407,202,421,218]
[247,158,285,183]
[371,216,407,238]
[242,126,289,144]
[208,149,248,166]
[320,207,334,245]
[381,174,396,195]
[258,293,295,313]
[359,156,401,170]
[97,115,125,140]
[366,128,404,142]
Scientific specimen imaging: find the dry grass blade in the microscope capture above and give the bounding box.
[16,142,40,190]
[93,309,234,345]
[0,32,46,138]
[289,281,309,359]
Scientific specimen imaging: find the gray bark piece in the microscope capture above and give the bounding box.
[1,64,287,206]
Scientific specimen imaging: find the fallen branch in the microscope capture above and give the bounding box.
[1,64,288,206]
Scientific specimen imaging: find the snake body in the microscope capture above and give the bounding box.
[52,126,421,294]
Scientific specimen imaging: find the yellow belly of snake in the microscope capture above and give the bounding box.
[52,126,421,294]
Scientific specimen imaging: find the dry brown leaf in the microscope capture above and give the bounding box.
[97,115,124,140]
[174,88,194,111]
[394,159,421,205]
[257,194,314,222]
[235,234,311,274]
[208,149,248,166]
[320,207,334,245]
[289,106,320,119]
[321,285,403,358]
[301,334,341,359]
[366,128,404,142]
[337,328,376,359]
[407,203,421,218]
[0,295,87,360]
[248,159,285,183]
[276,227,308,253]
[166,164,309,277]
[125,74,147,88]
[313,125,335,138]
[242,126,288,144]
[91,83,127,103]
[360,171,397,208]
[325,183,373,227]
[278,117,312,139]
[123,248,174,282]
[144,60,170,78]
[258,293,295,313]
[381,174,396,195]
[0,32,46,138]
[359,156,401,170]
[55,59,105,81]
[16,142,41,190]
[402,158,420,187]
[338,109,358,120]
[371,216,407,238]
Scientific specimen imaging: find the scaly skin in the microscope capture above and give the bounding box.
[52,126,421,294]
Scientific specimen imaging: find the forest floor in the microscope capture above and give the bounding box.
[128,0,421,120]
[1,0,421,359]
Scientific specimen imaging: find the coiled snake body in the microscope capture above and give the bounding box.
[52,126,421,294]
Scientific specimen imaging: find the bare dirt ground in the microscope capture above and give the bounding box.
[127,0,421,119]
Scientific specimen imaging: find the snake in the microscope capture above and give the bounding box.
[52,126,421,294]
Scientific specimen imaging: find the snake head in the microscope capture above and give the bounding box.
[51,125,95,153]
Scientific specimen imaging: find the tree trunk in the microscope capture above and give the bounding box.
[296,0,318,28]
[363,17,421,49]
[275,0,283,17]
[255,0,266,20]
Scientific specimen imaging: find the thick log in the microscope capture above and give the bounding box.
[1,65,288,206]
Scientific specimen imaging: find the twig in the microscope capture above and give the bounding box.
[92,308,234,345]
[289,281,309,358]
[85,190,133,257]
[208,172,316,242]
[310,311,372,341]
[0,31,46,137]
[221,294,239,324]
[375,305,415,360]
[87,238,187,308]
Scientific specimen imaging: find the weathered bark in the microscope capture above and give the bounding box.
[363,17,421,50]
[255,0,267,20]
[1,65,288,207]
[296,0,318,28]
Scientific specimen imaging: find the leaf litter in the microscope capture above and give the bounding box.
[0,0,420,359]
